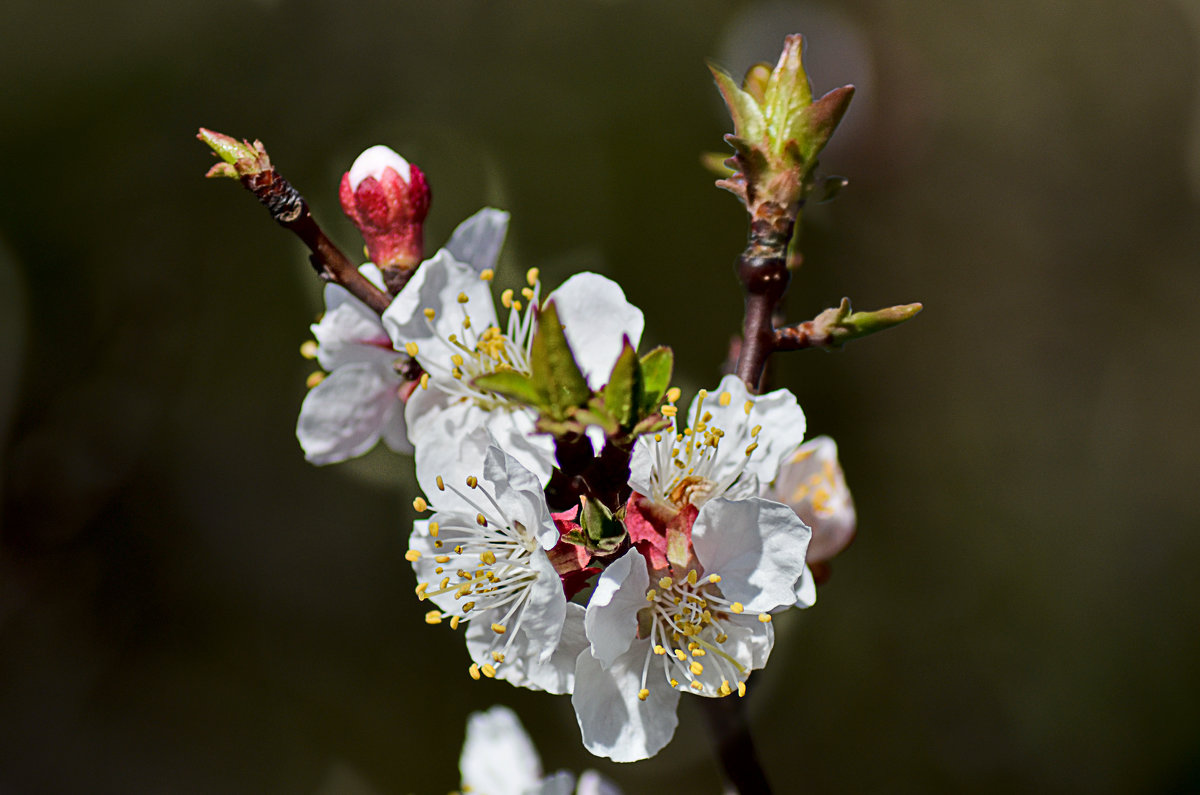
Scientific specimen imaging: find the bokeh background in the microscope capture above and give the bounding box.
[3,0,1199,792]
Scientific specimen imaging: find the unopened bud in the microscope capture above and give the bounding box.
[338,145,431,286]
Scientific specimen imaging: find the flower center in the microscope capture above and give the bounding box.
[647,389,763,509]
[411,268,542,410]
[632,569,772,701]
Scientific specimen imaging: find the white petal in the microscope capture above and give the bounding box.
[406,389,554,492]
[296,363,400,465]
[627,435,656,497]
[311,295,395,372]
[572,642,680,763]
[348,144,411,188]
[548,273,644,389]
[584,548,649,667]
[528,771,576,795]
[459,705,542,795]
[445,208,511,273]
[484,441,558,549]
[794,564,817,608]
[691,497,810,613]
[518,551,569,664]
[696,375,806,490]
[768,435,856,565]
[379,398,413,455]
[466,603,587,695]
[410,418,494,511]
[382,248,498,368]
[718,618,775,672]
[575,770,623,795]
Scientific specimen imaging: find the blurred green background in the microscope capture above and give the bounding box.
[3,0,1199,792]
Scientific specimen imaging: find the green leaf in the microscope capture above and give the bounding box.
[795,84,855,163]
[580,496,624,544]
[707,62,767,145]
[529,300,590,418]
[764,34,813,154]
[472,370,546,407]
[602,338,641,429]
[638,347,673,413]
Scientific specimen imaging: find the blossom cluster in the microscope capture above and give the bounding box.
[295,145,857,765]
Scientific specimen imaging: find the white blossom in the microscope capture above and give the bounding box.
[385,253,644,484]
[629,374,806,510]
[572,497,811,762]
[408,434,569,686]
[459,705,621,795]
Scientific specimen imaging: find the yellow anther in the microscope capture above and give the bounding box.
[469,663,481,680]
[419,372,430,390]
[744,400,754,415]
[666,387,682,403]
[415,582,428,599]
[737,681,747,697]
[452,354,464,366]
[526,267,540,287]
[645,589,657,602]
[719,681,732,697]
[479,268,495,282]
[481,663,497,678]
[475,513,487,527]
[425,610,443,625]
[404,549,421,562]
[718,391,732,407]
[436,476,445,491]
[745,442,759,456]
[521,287,534,301]
[708,574,722,584]
[480,550,496,565]
[404,341,419,356]
[500,289,514,308]
[300,340,319,359]
[730,602,744,614]
[758,613,772,623]
[492,651,505,663]
[452,368,463,379]
[654,645,666,656]
[512,300,523,312]
[413,497,429,512]
[453,545,464,554]
[674,649,688,662]
[654,433,663,442]
[716,633,728,643]
[697,389,708,399]
[429,522,439,536]
[491,623,507,635]
[306,371,325,388]
[462,316,472,330]
[637,688,649,702]
[662,405,678,417]
[670,678,679,688]
[423,307,436,320]
[686,570,698,586]
[659,576,674,590]
[457,292,469,304]
[690,681,703,691]
[750,424,762,437]
[466,475,478,488]
[438,576,449,588]
[462,601,475,612]
[692,648,706,657]
[448,334,458,343]
[689,661,704,675]
[450,616,461,629]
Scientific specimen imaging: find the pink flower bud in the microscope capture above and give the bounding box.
[338,145,431,275]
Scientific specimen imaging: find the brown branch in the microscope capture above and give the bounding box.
[240,168,393,315]
[701,695,773,795]
[198,129,393,315]
[734,206,795,392]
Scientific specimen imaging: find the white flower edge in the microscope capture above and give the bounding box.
[459,705,544,795]
[549,272,644,390]
[445,208,511,274]
[296,363,410,464]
